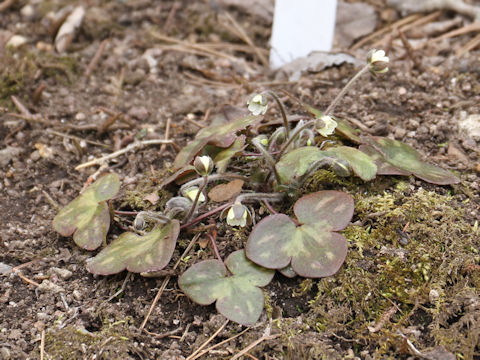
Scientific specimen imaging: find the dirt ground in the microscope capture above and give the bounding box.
[1,0,480,359]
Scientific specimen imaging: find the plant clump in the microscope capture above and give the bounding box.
[51,48,465,340]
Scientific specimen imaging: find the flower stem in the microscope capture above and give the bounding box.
[251,137,282,185]
[183,175,208,224]
[207,233,223,263]
[276,120,314,160]
[265,91,290,140]
[324,65,369,116]
[180,202,232,230]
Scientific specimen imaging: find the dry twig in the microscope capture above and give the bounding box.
[75,139,173,170]
[85,40,108,78]
[230,334,281,360]
[186,320,229,360]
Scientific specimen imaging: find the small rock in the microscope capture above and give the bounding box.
[127,106,149,121]
[394,127,406,139]
[0,147,23,167]
[75,112,86,121]
[429,289,440,303]
[38,280,65,294]
[50,267,73,280]
[8,329,21,340]
[72,290,82,301]
[6,35,28,48]
[0,263,12,275]
[398,87,407,95]
[20,4,35,20]
[0,347,11,359]
[407,119,420,130]
[459,114,480,141]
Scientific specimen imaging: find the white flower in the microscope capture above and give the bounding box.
[184,187,205,203]
[226,202,249,227]
[247,93,268,116]
[194,155,213,176]
[315,115,337,137]
[367,49,389,74]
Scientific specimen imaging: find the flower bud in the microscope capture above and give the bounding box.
[183,186,206,203]
[367,49,389,74]
[315,115,337,137]
[166,196,192,213]
[247,93,268,116]
[193,155,213,176]
[133,213,146,230]
[254,134,269,147]
[226,202,249,227]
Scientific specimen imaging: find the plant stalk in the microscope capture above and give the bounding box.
[183,175,208,224]
[265,91,290,140]
[324,65,369,116]
[251,137,282,185]
[276,120,314,160]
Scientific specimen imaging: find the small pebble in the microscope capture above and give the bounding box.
[429,289,440,303]
[38,280,65,294]
[50,267,73,280]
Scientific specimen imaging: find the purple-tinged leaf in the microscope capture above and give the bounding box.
[179,250,274,325]
[53,173,120,250]
[86,220,180,275]
[246,191,353,278]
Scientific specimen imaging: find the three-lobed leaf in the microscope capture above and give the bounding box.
[53,173,120,250]
[179,250,274,325]
[86,220,180,275]
[246,191,353,278]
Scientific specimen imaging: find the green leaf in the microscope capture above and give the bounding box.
[365,137,460,185]
[179,250,274,325]
[246,191,353,278]
[325,146,377,181]
[214,135,246,173]
[86,220,180,275]
[53,173,120,250]
[276,147,326,184]
[173,114,261,169]
[359,144,410,176]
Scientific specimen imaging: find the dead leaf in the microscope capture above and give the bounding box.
[208,179,244,202]
[143,192,160,205]
[55,6,85,53]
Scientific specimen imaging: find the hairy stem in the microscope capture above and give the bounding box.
[265,91,290,140]
[183,175,208,224]
[251,137,282,184]
[324,65,369,116]
[276,120,314,160]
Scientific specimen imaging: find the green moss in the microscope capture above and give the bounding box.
[121,170,173,212]
[303,186,478,357]
[0,49,78,107]
[40,318,134,360]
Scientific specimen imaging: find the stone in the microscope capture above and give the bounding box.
[458,114,480,141]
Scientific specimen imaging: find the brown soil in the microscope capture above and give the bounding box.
[1,1,479,359]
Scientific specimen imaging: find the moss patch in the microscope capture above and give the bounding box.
[300,184,479,357]
[41,319,135,360]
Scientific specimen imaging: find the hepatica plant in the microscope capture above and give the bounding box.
[53,49,460,325]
